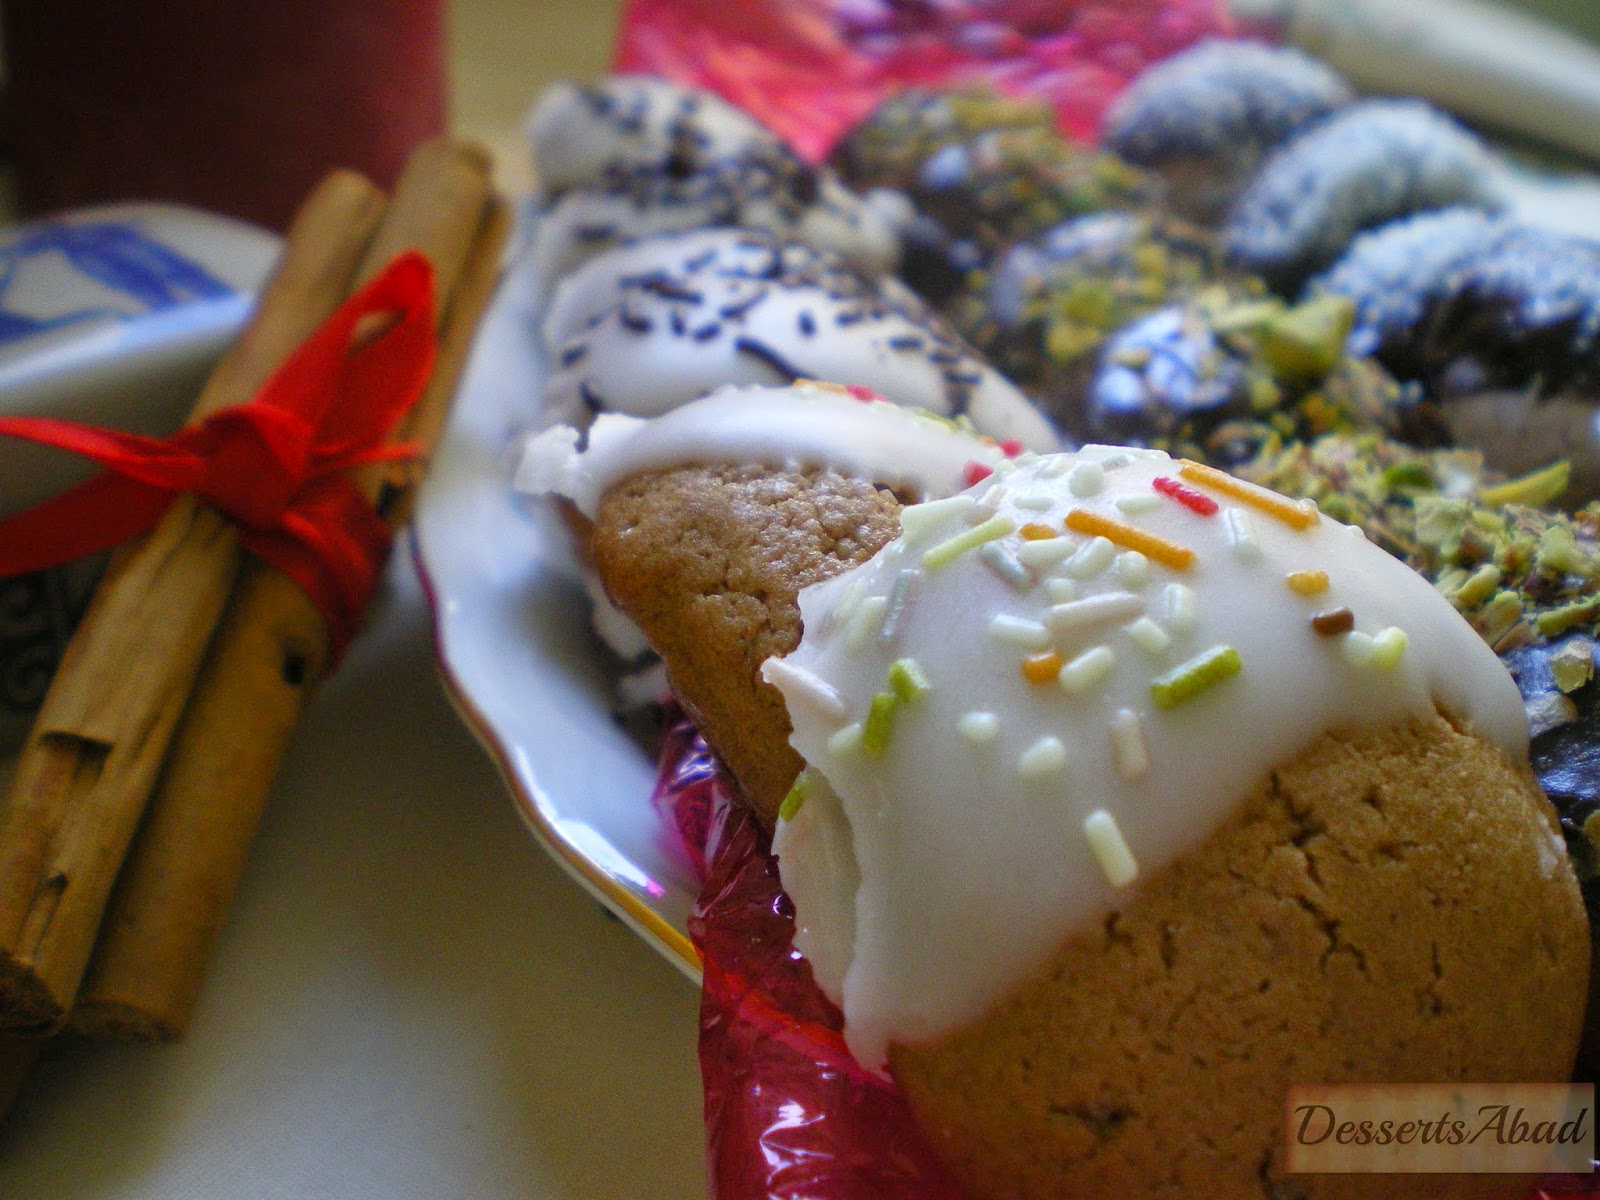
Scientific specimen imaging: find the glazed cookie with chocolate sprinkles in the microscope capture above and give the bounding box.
[1224,99,1501,293]
[1101,38,1352,223]
[539,227,1059,451]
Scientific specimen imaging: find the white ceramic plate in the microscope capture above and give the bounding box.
[413,225,702,979]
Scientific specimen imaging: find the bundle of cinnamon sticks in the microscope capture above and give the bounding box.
[0,137,508,1107]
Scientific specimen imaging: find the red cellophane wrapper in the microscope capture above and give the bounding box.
[615,0,1233,162]
[653,713,1600,1200]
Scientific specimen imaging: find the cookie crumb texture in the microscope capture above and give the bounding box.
[593,464,901,828]
[890,711,1588,1200]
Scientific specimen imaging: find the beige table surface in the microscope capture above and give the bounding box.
[0,1,708,1197]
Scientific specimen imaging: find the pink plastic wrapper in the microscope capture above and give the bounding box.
[653,713,1600,1200]
[614,0,1233,162]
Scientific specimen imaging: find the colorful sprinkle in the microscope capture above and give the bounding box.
[1060,646,1116,694]
[999,439,1025,458]
[957,711,999,743]
[1223,507,1262,561]
[1018,736,1068,778]
[1311,607,1354,637]
[1022,651,1065,684]
[1371,626,1408,668]
[979,542,1032,590]
[1084,810,1139,887]
[888,657,932,702]
[899,494,975,541]
[1108,710,1150,780]
[1152,475,1219,516]
[989,613,1051,650]
[1150,644,1242,709]
[761,659,846,720]
[922,515,1016,569]
[1069,461,1105,497]
[1019,522,1058,540]
[779,770,813,822]
[1114,551,1150,589]
[1286,570,1329,596]
[1177,460,1319,530]
[1046,592,1145,634]
[1065,509,1195,570]
[963,460,994,487]
[1063,535,1116,580]
[861,692,899,756]
[1124,616,1172,658]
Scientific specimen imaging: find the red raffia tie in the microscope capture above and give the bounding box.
[0,250,437,660]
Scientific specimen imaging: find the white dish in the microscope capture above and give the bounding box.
[414,225,702,978]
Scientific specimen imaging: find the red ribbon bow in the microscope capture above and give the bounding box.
[0,250,437,659]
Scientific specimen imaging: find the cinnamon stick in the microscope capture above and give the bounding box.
[0,172,387,1033]
[70,144,506,1041]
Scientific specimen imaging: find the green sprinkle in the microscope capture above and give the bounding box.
[1551,639,1595,694]
[1258,294,1355,382]
[1150,645,1241,709]
[922,515,1016,569]
[1370,626,1408,669]
[861,692,900,757]
[1453,563,1503,609]
[1477,590,1525,646]
[1535,597,1600,637]
[1381,461,1434,493]
[1479,460,1571,509]
[779,770,813,822]
[1537,524,1590,577]
[888,658,932,703]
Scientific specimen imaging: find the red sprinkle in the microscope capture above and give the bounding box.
[998,439,1024,458]
[963,461,994,487]
[845,384,880,402]
[1152,475,1220,516]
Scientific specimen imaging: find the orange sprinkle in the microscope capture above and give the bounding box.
[1019,522,1058,541]
[1063,509,1194,570]
[1021,651,1064,684]
[1177,461,1319,530]
[1286,570,1329,596]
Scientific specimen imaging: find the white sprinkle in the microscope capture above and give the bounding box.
[1341,630,1376,666]
[1069,461,1105,497]
[899,494,974,541]
[1064,535,1116,579]
[1114,551,1150,589]
[1347,522,1368,540]
[1224,507,1261,561]
[1046,591,1144,634]
[1160,583,1198,634]
[878,568,919,642]
[957,711,1000,743]
[1039,457,1072,479]
[1018,736,1068,778]
[1045,577,1079,604]
[989,613,1051,650]
[1098,452,1133,471]
[1059,646,1116,694]
[1084,809,1139,887]
[977,483,1007,509]
[979,542,1032,590]
[1017,537,1074,568]
[827,722,864,756]
[827,577,867,631]
[1124,616,1172,659]
[846,595,890,650]
[1108,709,1149,780]
[1013,492,1056,511]
[968,495,1001,522]
[1115,493,1163,516]
[760,658,846,720]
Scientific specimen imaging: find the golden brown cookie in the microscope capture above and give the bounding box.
[591,462,902,828]
[889,711,1586,1200]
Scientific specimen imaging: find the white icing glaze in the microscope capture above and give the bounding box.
[541,228,1059,452]
[518,382,1009,520]
[526,75,775,200]
[764,445,1527,1073]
